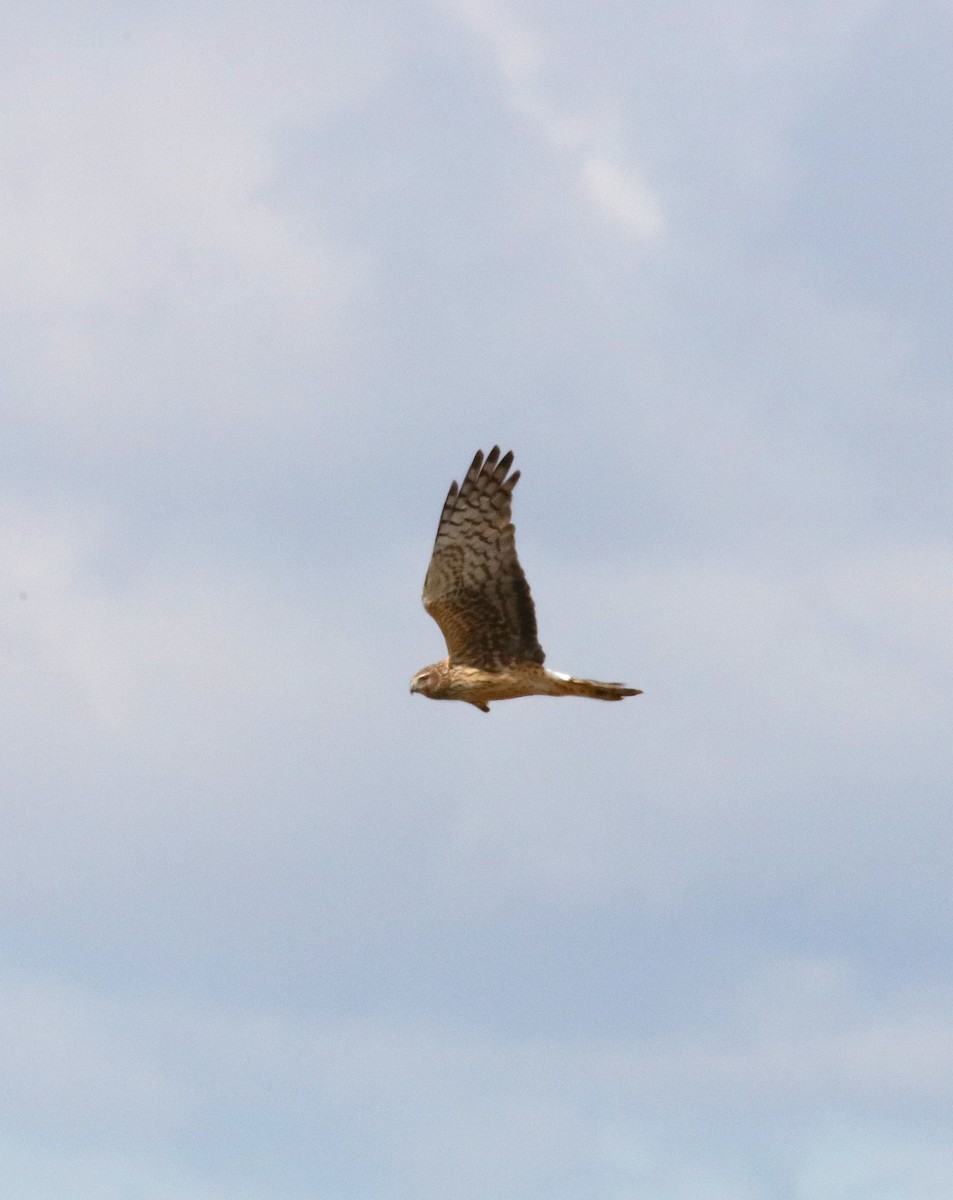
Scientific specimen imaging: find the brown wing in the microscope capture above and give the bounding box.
[422,447,545,669]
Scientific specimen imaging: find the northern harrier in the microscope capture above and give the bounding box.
[410,447,642,713]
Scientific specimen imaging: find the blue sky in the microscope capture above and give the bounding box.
[3,1,953,1197]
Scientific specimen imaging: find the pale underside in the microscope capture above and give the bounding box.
[411,447,642,713]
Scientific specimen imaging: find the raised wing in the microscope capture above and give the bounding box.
[422,447,545,668]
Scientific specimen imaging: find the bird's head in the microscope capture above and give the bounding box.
[410,662,448,700]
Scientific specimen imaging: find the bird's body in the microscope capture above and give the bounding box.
[410,447,641,713]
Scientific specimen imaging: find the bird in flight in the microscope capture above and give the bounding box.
[410,447,642,713]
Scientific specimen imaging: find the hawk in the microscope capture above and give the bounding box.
[410,447,642,713]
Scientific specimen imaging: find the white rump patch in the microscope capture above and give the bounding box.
[547,670,571,681]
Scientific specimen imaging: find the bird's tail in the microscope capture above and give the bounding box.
[544,669,642,702]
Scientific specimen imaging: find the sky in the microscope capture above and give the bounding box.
[2,0,953,1197]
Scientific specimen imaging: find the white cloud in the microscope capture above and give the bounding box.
[0,497,362,739]
[581,155,664,240]
[0,976,190,1136]
[437,0,546,80]
[0,3,378,436]
[0,1142,239,1200]
[2,964,952,1198]
[801,1125,953,1200]
[0,8,367,307]
[433,0,664,240]
[2,2,951,1196]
